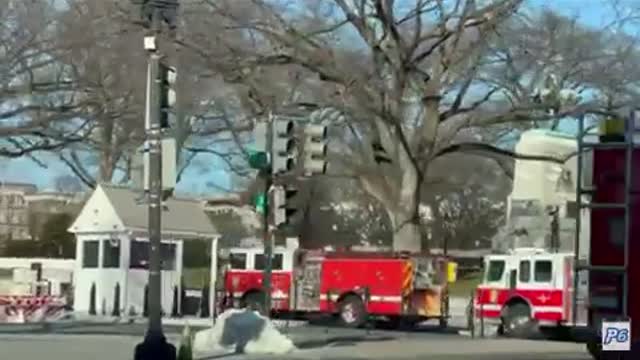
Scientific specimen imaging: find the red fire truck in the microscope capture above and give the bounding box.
[219,245,454,328]
[474,248,581,338]
[475,114,640,359]
[574,114,640,359]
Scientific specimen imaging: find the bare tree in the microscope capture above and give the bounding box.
[53,174,85,193]
[42,0,259,189]
[424,149,510,250]
[42,1,149,187]
[172,0,635,251]
[0,0,92,161]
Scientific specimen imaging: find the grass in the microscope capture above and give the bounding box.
[448,272,483,298]
[183,267,210,289]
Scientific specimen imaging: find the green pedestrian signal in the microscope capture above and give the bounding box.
[248,149,269,170]
[253,193,267,214]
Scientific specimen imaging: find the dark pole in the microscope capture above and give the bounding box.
[261,115,273,316]
[134,1,177,359]
[147,42,163,337]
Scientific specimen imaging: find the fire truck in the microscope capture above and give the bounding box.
[219,244,455,328]
[475,113,640,359]
[474,248,579,338]
[573,113,640,359]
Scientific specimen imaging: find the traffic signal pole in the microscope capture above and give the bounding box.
[261,114,274,316]
[253,112,327,318]
[134,3,177,360]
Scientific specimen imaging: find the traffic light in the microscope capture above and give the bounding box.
[248,122,269,170]
[253,192,267,214]
[271,118,297,174]
[159,63,177,128]
[271,185,301,227]
[303,124,327,175]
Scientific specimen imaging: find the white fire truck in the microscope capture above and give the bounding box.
[474,248,579,337]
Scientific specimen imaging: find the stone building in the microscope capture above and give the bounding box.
[0,182,37,241]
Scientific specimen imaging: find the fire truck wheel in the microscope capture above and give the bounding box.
[502,303,534,338]
[338,295,367,328]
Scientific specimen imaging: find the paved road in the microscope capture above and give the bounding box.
[1,327,592,360]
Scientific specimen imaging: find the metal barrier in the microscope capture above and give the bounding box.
[467,290,485,338]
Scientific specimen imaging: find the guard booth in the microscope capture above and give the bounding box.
[68,184,219,317]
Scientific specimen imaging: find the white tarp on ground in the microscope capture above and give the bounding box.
[193,308,296,357]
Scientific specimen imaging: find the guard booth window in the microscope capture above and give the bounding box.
[486,260,505,282]
[535,260,553,282]
[83,240,99,268]
[129,240,177,270]
[229,253,247,270]
[254,253,283,270]
[519,260,531,282]
[102,239,120,268]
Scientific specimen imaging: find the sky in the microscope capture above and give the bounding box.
[0,0,633,194]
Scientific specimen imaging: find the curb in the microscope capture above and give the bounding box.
[0,319,308,336]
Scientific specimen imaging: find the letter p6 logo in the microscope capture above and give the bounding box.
[602,320,631,352]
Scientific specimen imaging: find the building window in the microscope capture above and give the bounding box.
[129,240,177,270]
[83,240,99,268]
[486,260,505,282]
[535,260,553,282]
[229,253,247,270]
[519,260,531,283]
[102,239,120,268]
[130,240,148,269]
[254,253,283,271]
[161,243,177,271]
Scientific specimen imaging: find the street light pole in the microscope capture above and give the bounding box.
[134,2,177,359]
[146,14,164,338]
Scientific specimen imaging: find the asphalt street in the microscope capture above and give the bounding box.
[0,326,593,360]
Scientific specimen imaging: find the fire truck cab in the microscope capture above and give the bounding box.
[475,248,576,337]
[222,245,295,312]
[220,244,454,328]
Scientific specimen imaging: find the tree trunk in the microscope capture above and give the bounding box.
[98,117,116,183]
[389,164,423,252]
[390,209,422,252]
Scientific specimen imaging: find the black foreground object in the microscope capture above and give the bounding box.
[134,331,177,360]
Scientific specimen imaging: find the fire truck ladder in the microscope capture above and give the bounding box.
[572,111,634,326]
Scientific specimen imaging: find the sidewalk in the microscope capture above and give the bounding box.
[243,337,591,360]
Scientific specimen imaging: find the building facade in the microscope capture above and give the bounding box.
[24,192,86,241]
[0,182,37,241]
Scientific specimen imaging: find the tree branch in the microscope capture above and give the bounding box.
[434,141,575,164]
